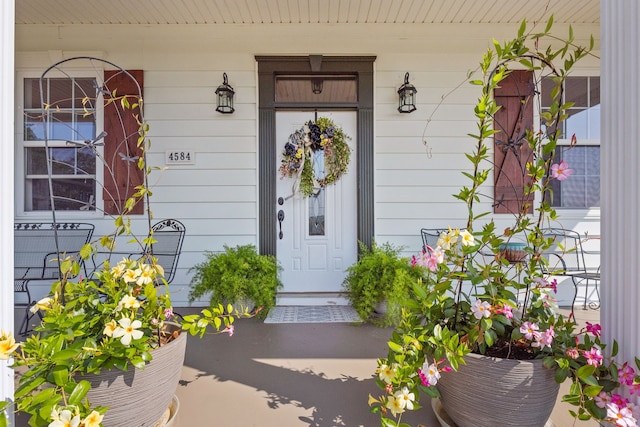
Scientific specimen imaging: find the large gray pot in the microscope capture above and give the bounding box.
[436,352,560,427]
[80,322,186,427]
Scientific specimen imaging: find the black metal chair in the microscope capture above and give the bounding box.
[420,228,444,252]
[90,219,185,285]
[14,222,95,335]
[570,236,601,310]
[147,219,186,284]
[539,228,592,314]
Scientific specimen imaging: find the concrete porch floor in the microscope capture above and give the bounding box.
[172,306,600,427]
[12,306,600,427]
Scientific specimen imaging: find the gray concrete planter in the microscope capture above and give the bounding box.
[80,322,187,427]
[436,352,560,427]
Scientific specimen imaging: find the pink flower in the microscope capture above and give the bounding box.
[551,160,573,181]
[586,322,602,338]
[532,277,548,288]
[471,300,492,320]
[412,249,439,272]
[225,325,234,337]
[520,322,540,340]
[417,368,429,386]
[629,383,640,396]
[585,347,603,367]
[495,304,514,319]
[164,308,174,319]
[532,327,554,349]
[595,391,612,409]
[566,348,579,359]
[612,394,630,408]
[541,292,558,309]
[418,359,444,387]
[619,363,636,386]
[540,326,555,348]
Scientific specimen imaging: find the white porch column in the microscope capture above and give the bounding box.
[601,0,640,402]
[0,0,15,423]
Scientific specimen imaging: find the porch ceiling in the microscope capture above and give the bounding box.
[16,0,599,25]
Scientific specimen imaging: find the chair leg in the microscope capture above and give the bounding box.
[17,282,42,336]
[589,279,601,310]
[19,306,33,336]
[570,277,578,318]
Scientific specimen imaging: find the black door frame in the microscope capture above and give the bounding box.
[256,55,376,256]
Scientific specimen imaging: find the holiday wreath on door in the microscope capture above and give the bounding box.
[279,117,351,197]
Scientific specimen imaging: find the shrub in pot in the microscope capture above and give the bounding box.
[188,244,283,318]
[368,19,640,427]
[343,241,424,326]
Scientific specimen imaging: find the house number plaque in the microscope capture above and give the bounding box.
[165,150,195,165]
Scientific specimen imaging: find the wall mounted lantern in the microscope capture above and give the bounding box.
[311,78,324,95]
[397,72,417,113]
[215,73,235,114]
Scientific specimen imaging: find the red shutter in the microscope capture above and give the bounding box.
[493,70,534,214]
[103,70,144,215]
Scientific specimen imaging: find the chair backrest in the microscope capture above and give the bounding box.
[539,228,587,275]
[14,223,95,281]
[420,228,444,252]
[148,219,186,284]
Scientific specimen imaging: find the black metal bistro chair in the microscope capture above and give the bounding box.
[420,228,445,253]
[90,219,186,285]
[539,228,592,314]
[14,222,95,335]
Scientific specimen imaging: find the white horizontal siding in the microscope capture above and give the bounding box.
[14,20,600,305]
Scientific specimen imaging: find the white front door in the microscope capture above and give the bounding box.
[275,111,357,304]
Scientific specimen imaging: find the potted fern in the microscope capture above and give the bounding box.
[188,244,283,318]
[343,241,424,326]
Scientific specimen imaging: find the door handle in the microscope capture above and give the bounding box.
[277,210,285,240]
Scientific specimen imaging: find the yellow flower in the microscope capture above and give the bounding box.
[377,363,396,384]
[154,263,165,278]
[30,296,53,314]
[49,406,80,427]
[295,148,303,159]
[81,346,101,354]
[122,269,138,284]
[120,294,141,310]
[103,319,117,337]
[368,394,380,406]
[0,330,19,360]
[111,261,126,277]
[135,264,154,286]
[112,318,144,346]
[437,231,458,250]
[385,395,405,417]
[395,387,415,410]
[111,258,130,278]
[82,411,104,427]
[459,229,475,246]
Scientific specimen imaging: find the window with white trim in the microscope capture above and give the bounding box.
[542,76,600,209]
[22,77,98,211]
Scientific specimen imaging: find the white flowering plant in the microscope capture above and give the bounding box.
[1,255,241,427]
[368,20,640,427]
[0,65,252,427]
